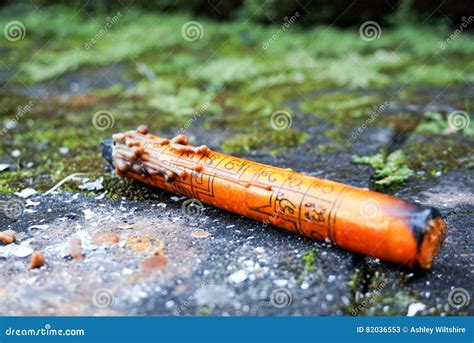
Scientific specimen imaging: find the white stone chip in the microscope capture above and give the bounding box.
[15,188,37,198]
[228,270,248,284]
[407,302,426,316]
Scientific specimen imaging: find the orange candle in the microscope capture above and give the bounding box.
[103,126,447,269]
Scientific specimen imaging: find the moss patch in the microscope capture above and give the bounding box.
[221,129,308,154]
[352,150,414,190]
[300,92,383,124]
[301,248,318,272]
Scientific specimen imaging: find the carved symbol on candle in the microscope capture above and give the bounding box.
[304,202,326,223]
[275,192,296,215]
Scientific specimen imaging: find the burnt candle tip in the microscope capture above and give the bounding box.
[409,206,447,269]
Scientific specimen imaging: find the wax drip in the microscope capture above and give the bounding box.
[112,125,272,191]
[112,126,211,181]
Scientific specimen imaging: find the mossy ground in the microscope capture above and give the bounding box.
[0,5,472,199]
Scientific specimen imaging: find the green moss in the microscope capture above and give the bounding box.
[352,150,414,189]
[104,177,170,201]
[131,80,221,117]
[403,136,473,172]
[398,64,474,86]
[301,248,318,272]
[301,93,381,117]
[221,129,308,154]
[415,112,448,134]
[198,307,212,316]
[314,143,340,154]
[3,6,473,88]
[347,268,361,292]
[0,170,34,193]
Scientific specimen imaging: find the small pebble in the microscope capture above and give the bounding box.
[59,147,69,155]
[407,302,426,316]
[228,270,248,284]
[0,164,11,172]
[15,188,37,198]
[122,268,134,275]
[12,243,34,258]
[82,209,94,220]
[191,229,209,238]
[28,224,50,230]
[273,279,288,287]
[116,224,133,230]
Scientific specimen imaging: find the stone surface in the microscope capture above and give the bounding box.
[0,161,472,315]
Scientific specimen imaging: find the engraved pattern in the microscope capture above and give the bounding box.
[114,129,351,240]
